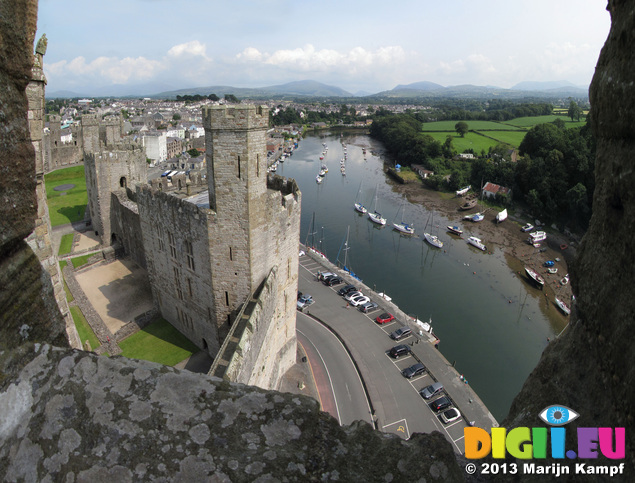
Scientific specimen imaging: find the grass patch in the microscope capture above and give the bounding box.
[426,131,503,153]
[479,130,528,147]
[58,233,74,256]
[44,166,88,227]
[398,167,420,182]
[119,318,199,366]
[58,260,74,302]
[71,254,93,269]
[502,115,585,128]
[422,120,521,131]
[70,305,101,351]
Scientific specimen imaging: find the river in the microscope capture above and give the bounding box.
[276,130,563,422]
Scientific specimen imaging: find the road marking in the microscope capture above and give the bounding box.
[297,327,342,426]
[382,418,411,439]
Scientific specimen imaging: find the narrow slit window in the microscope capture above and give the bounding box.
[237,155,241,179]
[225,291,229,306]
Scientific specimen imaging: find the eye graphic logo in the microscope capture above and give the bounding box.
[539,405,579,426]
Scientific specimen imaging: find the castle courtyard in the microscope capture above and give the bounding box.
[74,259,154,333]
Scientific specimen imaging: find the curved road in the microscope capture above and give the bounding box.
[296,313,373,427]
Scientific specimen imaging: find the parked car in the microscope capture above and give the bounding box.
[429,396,452,412]
[390,326,412,341]
[440,407,461,424]
[389,344,411,359]
[350,295,370,307]
[375,313,395,324]
[317,271,334,282]
[401,362,426,379]
[359,301,378,313]
[296,294,314,311]
[521,223,534,232]
[324,276,343,286]
[344,291,363,301]
[338,284,357,296]
[420,382,444,399]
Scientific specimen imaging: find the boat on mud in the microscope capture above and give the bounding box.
[525,266,545,288]
[467,236,486,251]
[459,198,478,210]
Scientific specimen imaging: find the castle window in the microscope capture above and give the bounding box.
[257,154,260,177]
[157,225,165,251]
[187,278,193,298]
[185,240,195,271]
[119,177,127,188]
[229,247,233,261]
[168,231,177,259]
[225,291,229,306]
[173,266,183,300]
[237,155,241,179]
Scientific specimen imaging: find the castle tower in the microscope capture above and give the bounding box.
[81,114,100,154]
[84,145,147,245]
[203,105,301,388]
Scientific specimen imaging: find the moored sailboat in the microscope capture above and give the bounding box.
[354,181,367,214]
[393,203,415,234]
[367,184,386,225]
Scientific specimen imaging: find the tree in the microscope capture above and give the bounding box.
[568,100,581,122]
[172,113,181,121]
[455,121,469,137]
[187,148,200,157]
[224,94,239,103]
[207,94,219,101]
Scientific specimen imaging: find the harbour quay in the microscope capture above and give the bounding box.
[298,244,498,453]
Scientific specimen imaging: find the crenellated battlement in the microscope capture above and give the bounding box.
[202,104,269,131]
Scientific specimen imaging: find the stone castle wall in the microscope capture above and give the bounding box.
[110,190,146,269]
[84,145,147,245]
[136,185,221,355]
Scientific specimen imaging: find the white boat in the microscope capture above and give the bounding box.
[377,292,392,302]
[393,203,414,234]
[463,212,484,222]
[467,236,486,251]
[368,184,386,225]
[424,233,444,248]
[319,169,327,177]
[354,181,367,213]
[528,231,547,244]
[496,209,507,223]
[525,266,545,288]
[447,225,463,235]
[316,175,323,184]
[321,164,328,174]
[555,296,571,315]
[561,274,570,285]
[548,267,558,274]
[456,186,471,196]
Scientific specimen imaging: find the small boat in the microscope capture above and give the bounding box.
[528,231,547,244]
[316,175,323,184]
[548,267,558,274]
[393,203,415,234]
[459,198,478,210]
[544,260,555,267]
[555,296,571,315]
[424,232,444,248]
[467,236,486,251]
[321,164,328,173]
[354,181,367,213]
[446,225,463,236]
[521,223,534,232]
[463,212,484,222]
[496,209,507,223]
[561,274,569,285]
[377,292,392,302]
[319,155,324,160]
[455,186,471,196]
[525,266,545,288]
[367,184,386,225]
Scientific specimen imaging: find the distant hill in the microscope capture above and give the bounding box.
[157,80,352,99]
[369,80,589,100]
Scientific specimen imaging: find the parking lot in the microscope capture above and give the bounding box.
[297,249,498,453]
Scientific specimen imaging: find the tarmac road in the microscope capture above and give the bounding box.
[296,314,373,427]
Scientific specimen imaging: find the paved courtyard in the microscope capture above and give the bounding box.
[75,259,154,333]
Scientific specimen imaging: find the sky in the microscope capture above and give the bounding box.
[36,0,612,96]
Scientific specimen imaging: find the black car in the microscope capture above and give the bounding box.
[324,276,343,286]
[401,362,426,379]
[338,285,357,296]
[389,344,412,359]
[390,326,412,341]
[429,396,452,412]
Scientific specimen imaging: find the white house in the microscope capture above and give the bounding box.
[142,132,168,162]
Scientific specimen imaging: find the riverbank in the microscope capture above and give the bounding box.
[394,180,575,330]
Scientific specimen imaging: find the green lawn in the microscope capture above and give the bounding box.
[44,166,88,227]
[426,131,504,153]
[70,253,93,269]
[481,130,528,147]
[70,305,101,351]
[422,120,521,131]
[501,115,586,128]
[119,318,199,366]
[58,233,74,256]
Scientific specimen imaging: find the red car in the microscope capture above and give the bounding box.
[375,312,395,324]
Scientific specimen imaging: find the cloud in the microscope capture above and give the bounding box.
[167,40,210,60]
[46,55,164,85]
[237,44,406,72]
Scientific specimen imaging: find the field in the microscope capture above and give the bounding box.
[70,305,100,351]
[58,233,74,256]
[421,114,586,150]
[118,318,199,366]
[44,166,87,227]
